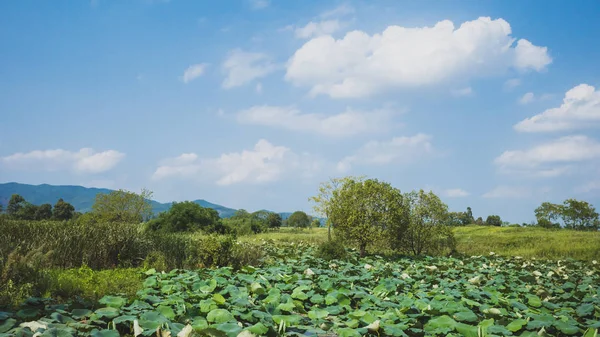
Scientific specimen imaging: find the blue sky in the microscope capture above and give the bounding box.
[1,0,600,223]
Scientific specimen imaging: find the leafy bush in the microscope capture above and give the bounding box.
[45,265,142,303]
[0,248,51,308]
[315,238,347,260]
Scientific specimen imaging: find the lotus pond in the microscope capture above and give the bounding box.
[1,246,599,337]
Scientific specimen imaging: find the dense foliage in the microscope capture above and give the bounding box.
[0,218,265,307]
[3,194,75,221]
[535,199,600,230]
[286,211,311,229]
[146,201,222,233]
[1,246,599,337]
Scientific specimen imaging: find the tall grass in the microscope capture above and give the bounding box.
[0,218,265,307]
[241,225,600,261]
[239,227,329,245]
[453,225,600,261]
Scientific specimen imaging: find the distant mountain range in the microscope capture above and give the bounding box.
[0,182,303,219]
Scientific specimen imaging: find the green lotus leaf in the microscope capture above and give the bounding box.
[207,309,234,324]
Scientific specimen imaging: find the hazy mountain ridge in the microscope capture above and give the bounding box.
[0,182,292,219]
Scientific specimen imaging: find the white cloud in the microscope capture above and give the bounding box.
[504,78,521,90]
[519,92,535,104]
[235,105,397,137]
[514,84,600,132]
[152,140,319,185]
[285,17,551,98]
[451,87,473,97]
[1,148,125,174]
[483,185,532,198]
[295,20,342,39]
[182,63,208,83]
[250,0,269,9]
[494,135,600,177]
[337,133,434,172]
[222,49,277,88]
[443,188,470,197]
[513,39,551,72]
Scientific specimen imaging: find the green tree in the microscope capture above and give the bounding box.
[92,188,153,223]
[329,178,406,257]
[287,211,311,229]
[561,199,599,230]
[34,203,53,220]
[267,212,282,229]
[311,218,321,228]
[0,203,3,213]
[147,201,222,233]
[17,202,38,220]
[446,212,464,226]
[475,217,484,226]
[53,198,75,220]
[7,194,26,217]
[394,190,455,255]
[232,209,250,219]
[460,207,475,225]
[309,176,365,240]
[534,202,563,228]
[485,215,502,226]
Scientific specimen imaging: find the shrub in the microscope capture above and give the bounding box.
[315,239,347,260]
[45,265,142,303]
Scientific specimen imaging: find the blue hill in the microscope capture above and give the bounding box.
[0,182,304,219]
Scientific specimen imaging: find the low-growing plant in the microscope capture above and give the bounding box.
[315,238,347,260]
[44,265,143,303]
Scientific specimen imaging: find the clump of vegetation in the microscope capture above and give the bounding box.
[315,238,347,260]
[45,265,142,303]
[146,201,223,233]
[535,199,600,230]
[315,177,455,257]
[395,189,456,256]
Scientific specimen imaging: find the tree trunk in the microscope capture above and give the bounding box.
[359,243,366,257]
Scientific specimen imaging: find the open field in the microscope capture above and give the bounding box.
[453,225,600,261]
[243,226,600,261]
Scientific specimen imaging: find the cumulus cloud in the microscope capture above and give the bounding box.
[443,188,470,197]
[519,92,535,104]
[514,84,600,132]
[1,148,125,174]
[152,140,319,185]
[222,49,278,88]
[182,63,208,83]
[337,134,434,172]
[235,105,397,137]
[285,17,551,98]
[295,20,342,39]
[494,135,600,177]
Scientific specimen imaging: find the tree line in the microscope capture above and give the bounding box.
[3,184,597,234]
[310,176,600,257]
[0,194,75,221]
[0,189,320,235]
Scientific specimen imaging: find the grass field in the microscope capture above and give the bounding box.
[453,225,600,261]
[244,225,600,261]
